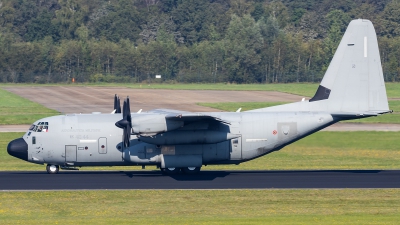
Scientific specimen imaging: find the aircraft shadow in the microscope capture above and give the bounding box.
[5,169,387,182]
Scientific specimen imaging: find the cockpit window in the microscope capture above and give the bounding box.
[29,122,49,132]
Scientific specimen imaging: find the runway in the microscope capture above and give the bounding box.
[3,86,303,113]
[1,170,399,190]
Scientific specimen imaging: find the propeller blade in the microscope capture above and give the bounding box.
[117,97,121,113]
[113,94,122,114]
[126,96,131,116]
[115,97,132,148]
[114,94,118,110]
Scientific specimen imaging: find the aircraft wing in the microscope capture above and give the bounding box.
[147,108,230,124]
[165,113,230,124]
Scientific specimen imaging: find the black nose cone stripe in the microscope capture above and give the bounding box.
[7,138,28,161]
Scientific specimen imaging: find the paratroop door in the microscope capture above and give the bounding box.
[230,137,242,160]
[98,137,107,154]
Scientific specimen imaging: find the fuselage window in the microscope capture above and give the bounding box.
[233,139,239,144]
[29,125,35,130]
[32,136,36,145]
[32,122,49,132]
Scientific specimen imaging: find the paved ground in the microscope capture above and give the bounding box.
[3,86,304,113]
[1,170,399,190]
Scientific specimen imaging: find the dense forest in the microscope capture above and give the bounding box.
[0,0,399,83]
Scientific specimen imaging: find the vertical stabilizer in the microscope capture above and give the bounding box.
[311,19,389,113]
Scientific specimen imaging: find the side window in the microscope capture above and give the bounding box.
[32,136,36,145]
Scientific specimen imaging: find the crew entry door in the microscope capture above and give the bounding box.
[65,145,77,162]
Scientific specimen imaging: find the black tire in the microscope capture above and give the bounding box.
[161,167,180,175]
[182,167,201,174]
[46,164,59,174]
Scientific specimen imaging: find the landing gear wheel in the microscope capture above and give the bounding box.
[161,167,180,175]
[182,167,201,174]
[46,164,59,174]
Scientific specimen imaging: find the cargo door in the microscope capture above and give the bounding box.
[65,145,77,162]
[98,137,107,154]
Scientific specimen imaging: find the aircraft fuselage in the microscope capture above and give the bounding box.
[12,111,335,169]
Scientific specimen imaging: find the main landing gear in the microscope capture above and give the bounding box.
[46,164,59,174]
[161,167,201,175]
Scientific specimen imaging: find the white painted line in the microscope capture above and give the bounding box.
[364,36,367,57]
[246,139,267,142]
[80,140,97,143]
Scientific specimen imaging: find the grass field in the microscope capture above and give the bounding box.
[199,100,400,123]
[0,189,399,224]
[2,132,399,171]
[0,89,59,125]
[2,82,400,98]
[129,82,400,99]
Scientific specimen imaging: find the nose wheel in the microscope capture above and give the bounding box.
[46,164,59,174]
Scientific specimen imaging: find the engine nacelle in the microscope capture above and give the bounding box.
[132,114,183,135]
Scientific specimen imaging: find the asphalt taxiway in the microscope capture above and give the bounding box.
[1,170,399,190]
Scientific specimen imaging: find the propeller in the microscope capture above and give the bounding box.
[115,97,132,148]
[113,94,121,114]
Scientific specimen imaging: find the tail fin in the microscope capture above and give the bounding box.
[310,19,389,113]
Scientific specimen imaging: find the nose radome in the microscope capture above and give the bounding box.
[7,138,28,161]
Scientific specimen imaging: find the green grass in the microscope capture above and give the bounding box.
[0,89,59,125]
[198,102,288,112]
[2,132,400,171]
[199,101,400,123]
[127,83,319,97]
[385,82,400,99]
[0,189,399,224]
[2,82,400,98]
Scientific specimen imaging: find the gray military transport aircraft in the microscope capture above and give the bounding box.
[7,19,391,174]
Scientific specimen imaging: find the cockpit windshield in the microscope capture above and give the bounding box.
[29,122,49,132]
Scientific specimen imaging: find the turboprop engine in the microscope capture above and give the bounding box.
[131,114,184,136]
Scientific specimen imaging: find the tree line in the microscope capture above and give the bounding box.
[0,0,399,83]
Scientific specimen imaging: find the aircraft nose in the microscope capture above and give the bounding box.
[7,138,28,161]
